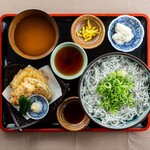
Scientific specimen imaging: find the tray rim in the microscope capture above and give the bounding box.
[0,13,150,132]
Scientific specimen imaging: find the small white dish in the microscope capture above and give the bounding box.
[27,94,49,120]
[50,42,88,80]
[108,15,144,52]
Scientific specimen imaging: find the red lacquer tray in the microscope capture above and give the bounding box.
[0,13,150,132]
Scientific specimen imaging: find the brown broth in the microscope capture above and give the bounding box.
[55,47,84,76]
[63,101,85,124]
[14,15,55,56]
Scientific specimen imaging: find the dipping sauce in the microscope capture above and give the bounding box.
[54,47,84,76]
[14,15,55,56]
[63,101,85,124]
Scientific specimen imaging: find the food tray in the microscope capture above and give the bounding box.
[0,14,150,132]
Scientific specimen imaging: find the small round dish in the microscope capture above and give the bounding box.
[27,94,49,120]
[71,14,105,49]
[108,15,144,52]
[50,42,88,80]
[57,96,90,131]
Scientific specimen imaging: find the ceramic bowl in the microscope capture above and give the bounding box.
[79,52,150,129]
[71,14,105,49]
[108,15,144,52]
[57,96,90,131]
[50,42,88,80]
[27,94,49,120]
[8,9,59,60]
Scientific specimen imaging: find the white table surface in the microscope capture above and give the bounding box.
[0,0,150,150]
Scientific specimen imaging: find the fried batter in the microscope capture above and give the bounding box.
[10,66,48,90]
[10,78,52,105]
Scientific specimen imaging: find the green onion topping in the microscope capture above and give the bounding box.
[96,70,135,113]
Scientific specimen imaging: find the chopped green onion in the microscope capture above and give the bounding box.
[96,70,135,113]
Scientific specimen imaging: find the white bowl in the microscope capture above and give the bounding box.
[50,42,88,80]
[108,15,144,52]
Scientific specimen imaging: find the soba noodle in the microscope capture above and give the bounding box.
[80,55,150,128]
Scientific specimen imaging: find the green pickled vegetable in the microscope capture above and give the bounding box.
[19,96,30,115]
[96,70,135,113]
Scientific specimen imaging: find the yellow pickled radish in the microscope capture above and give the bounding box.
[76,19,100,42]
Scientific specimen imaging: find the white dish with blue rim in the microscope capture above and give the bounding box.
[108,15,144,52]
[27,94,49,120]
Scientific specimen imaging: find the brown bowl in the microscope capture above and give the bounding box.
[57,96,90,131]
[71,14,105,49]
[8,9,59,60]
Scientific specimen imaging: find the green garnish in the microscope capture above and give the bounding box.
[19,96,30,115]
[96,70,135,113]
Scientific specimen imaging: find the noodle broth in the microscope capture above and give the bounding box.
[8,10,59,60]
[50,42,88,80]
